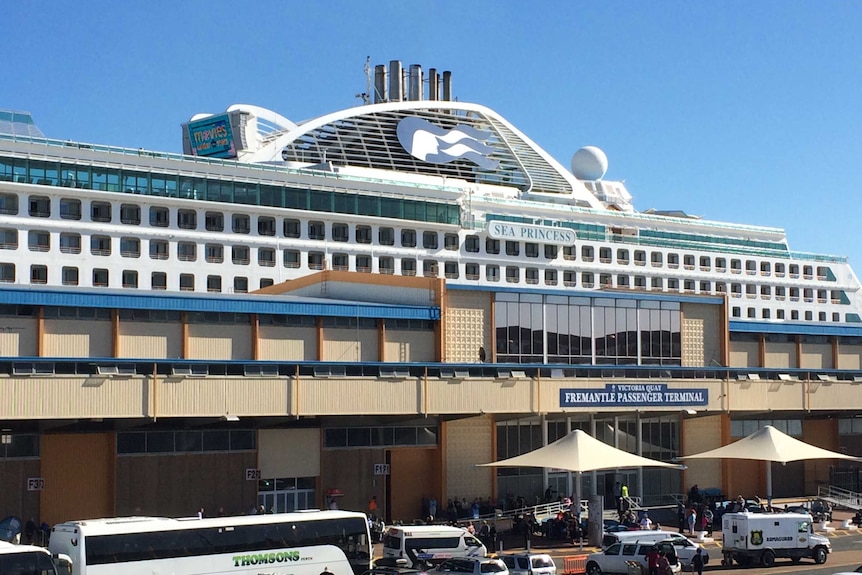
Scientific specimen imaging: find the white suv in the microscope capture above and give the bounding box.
[432,558,509,575]
[586,540,682,575]
[498,554,556,575]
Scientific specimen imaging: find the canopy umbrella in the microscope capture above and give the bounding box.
[680,425,862,506]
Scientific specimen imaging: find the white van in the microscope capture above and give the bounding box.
[383,525,487,568]
[602,530,689,549]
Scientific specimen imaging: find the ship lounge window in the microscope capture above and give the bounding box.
[258,216,276,237]
[28,231,49,252]
[284,219,301,238]
[0,229,17,250]
[379,257,394,275]
[790,310,799,320]
[465,235,480,253]
[486,238,500,255]
[332,222,349,242]
[700,281,711,292]
[121,204,141,225]
[650,252,662,267]
[731,259,742,273]
[444,233,459,251]
[545,245,558,260]
[444,261,459,279]
[0,193,18,215]
[789,263,800,277]
[332,253,349,271]
[803,265,814,279]
[207,275,222,293]
[731,283,741,295]
[651,277,662,289]
[357,255,371,272]
[465,263,479,280]
[544,269,558,285]
[745,260,756,274]
[30,264,47,284]
[526,268,539,284]
[683,280,694,292]
[233,214,251,234]
[177,242,196,262]
[260,278,274,289]
[29,196,50,218]
[563,246,576,261]
[234,277,248,293]
[506,266,519,283]
[123,270,138,289]
[732,306,741,318]
[762,309,770,319]
[0,263,14,282]
[699,256,711,270]
[789,287,799,300]
[581,246,594,262]
[761,285,772,298]
[259,248,276,267]
[619,275,630,288]
[634,250,646,266]
[803,288,814,302]
[635,276,646,288]
[309,251,326,270]
[582,272,594,288]
[506,241,520,256]
[777,309,785,320]
[833,312,840,322]
[667,253,679,268]
[715,257,727,271]
[205,244,224,263]
[152,272,167,290]
[91,235,111,256]
[761,261,771,275]
[600,273,612,287]
[683,254,695,269]
[150,206,169,227]
[563,271,577,287]
[60,198,81,220]
[93,268,109,287]
[401,229,416,248]
[525,243,539,258]
[818,267,831,281]
[205,211,224,232]
[308,220,326,240]
[91,201,112,223]
[486,265,500,282]
[617,249,629,264]
[60,233,81,254]
[817,289,827,303]
[179,274,194,291]
[379,227,395,246]
[401,258,416,276]
[423,231,439,249]
[745,285,756,297]
[748,308,756,319]
[62,267,78,286]
[232,246,250,265]
[775,286,786,299]
[120,237,140,258]
[150,240,169,260]
[283,250,300,268]
[423,260,438,278]
[599,247,612,263]
[356,225,372,244]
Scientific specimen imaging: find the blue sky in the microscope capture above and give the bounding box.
[2,1,861,266]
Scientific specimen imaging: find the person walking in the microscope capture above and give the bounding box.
[691,547,704,575]
[645,545,660,575]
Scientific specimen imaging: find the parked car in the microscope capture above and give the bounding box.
[432,557,509,575]
[586,540,681,575]
[498,553,556,575]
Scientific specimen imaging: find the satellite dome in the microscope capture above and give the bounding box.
[571,146,608,181]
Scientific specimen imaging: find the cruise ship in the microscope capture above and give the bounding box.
[0,60,857,331]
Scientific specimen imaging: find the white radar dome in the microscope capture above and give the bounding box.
[571,146,608,181]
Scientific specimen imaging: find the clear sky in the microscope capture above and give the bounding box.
[2,1,860,266]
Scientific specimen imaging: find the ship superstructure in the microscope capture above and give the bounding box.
[0,61,857,331]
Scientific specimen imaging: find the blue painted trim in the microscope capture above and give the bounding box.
[448,283,722,305]
[729,320,862,337]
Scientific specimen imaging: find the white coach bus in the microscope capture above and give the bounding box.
[0,541,72,575]
[48,510,370,575]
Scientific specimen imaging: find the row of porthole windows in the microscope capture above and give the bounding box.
[0,194,835,280]
[731,306,843,322]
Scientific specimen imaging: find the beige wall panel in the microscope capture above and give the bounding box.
[726,380,805,412]
[258,325,317,361]
[728,341,758,368]
[807,381,862,411]
[118,321,182,359]
[800,343,833,369]
[837,344,862,370]
[681,303,721,367]
[322,328,378,362]
[156,378,289,417]
[299,378,419,415]
[446,291,491,363]
[43,319,111,358]
[681,415,723,491]
[0,316,37,356]
[429,378,532,414]
[384,330,435,362]
[0,377,147,419]
[41,433,114,525]
[764,342,797,369]
[259,428,321,478]
[446,416,493,502]
[187,324,253,360]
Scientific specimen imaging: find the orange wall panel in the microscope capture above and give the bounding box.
[40,434,115,525]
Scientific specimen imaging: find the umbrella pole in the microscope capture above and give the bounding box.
[766,462,772,509]
[576,470,583,550]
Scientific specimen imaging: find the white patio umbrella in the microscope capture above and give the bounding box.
[680,425,862,506]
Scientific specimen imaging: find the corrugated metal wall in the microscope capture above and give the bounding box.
[383,330,435,362]
[118,321,182,358]
[0,316,37,356]
[322,328,377,362]
[0,459,41,523]
[43,319,112,357]
[187,324,253,360]
[258,325,317,360]
[41,433,114,525]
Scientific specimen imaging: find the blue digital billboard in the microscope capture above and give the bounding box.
[188,114,236,158]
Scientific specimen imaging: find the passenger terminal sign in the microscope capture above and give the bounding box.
[560,383,708,408]
[488,221,576,245]
[187,113,236,159]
